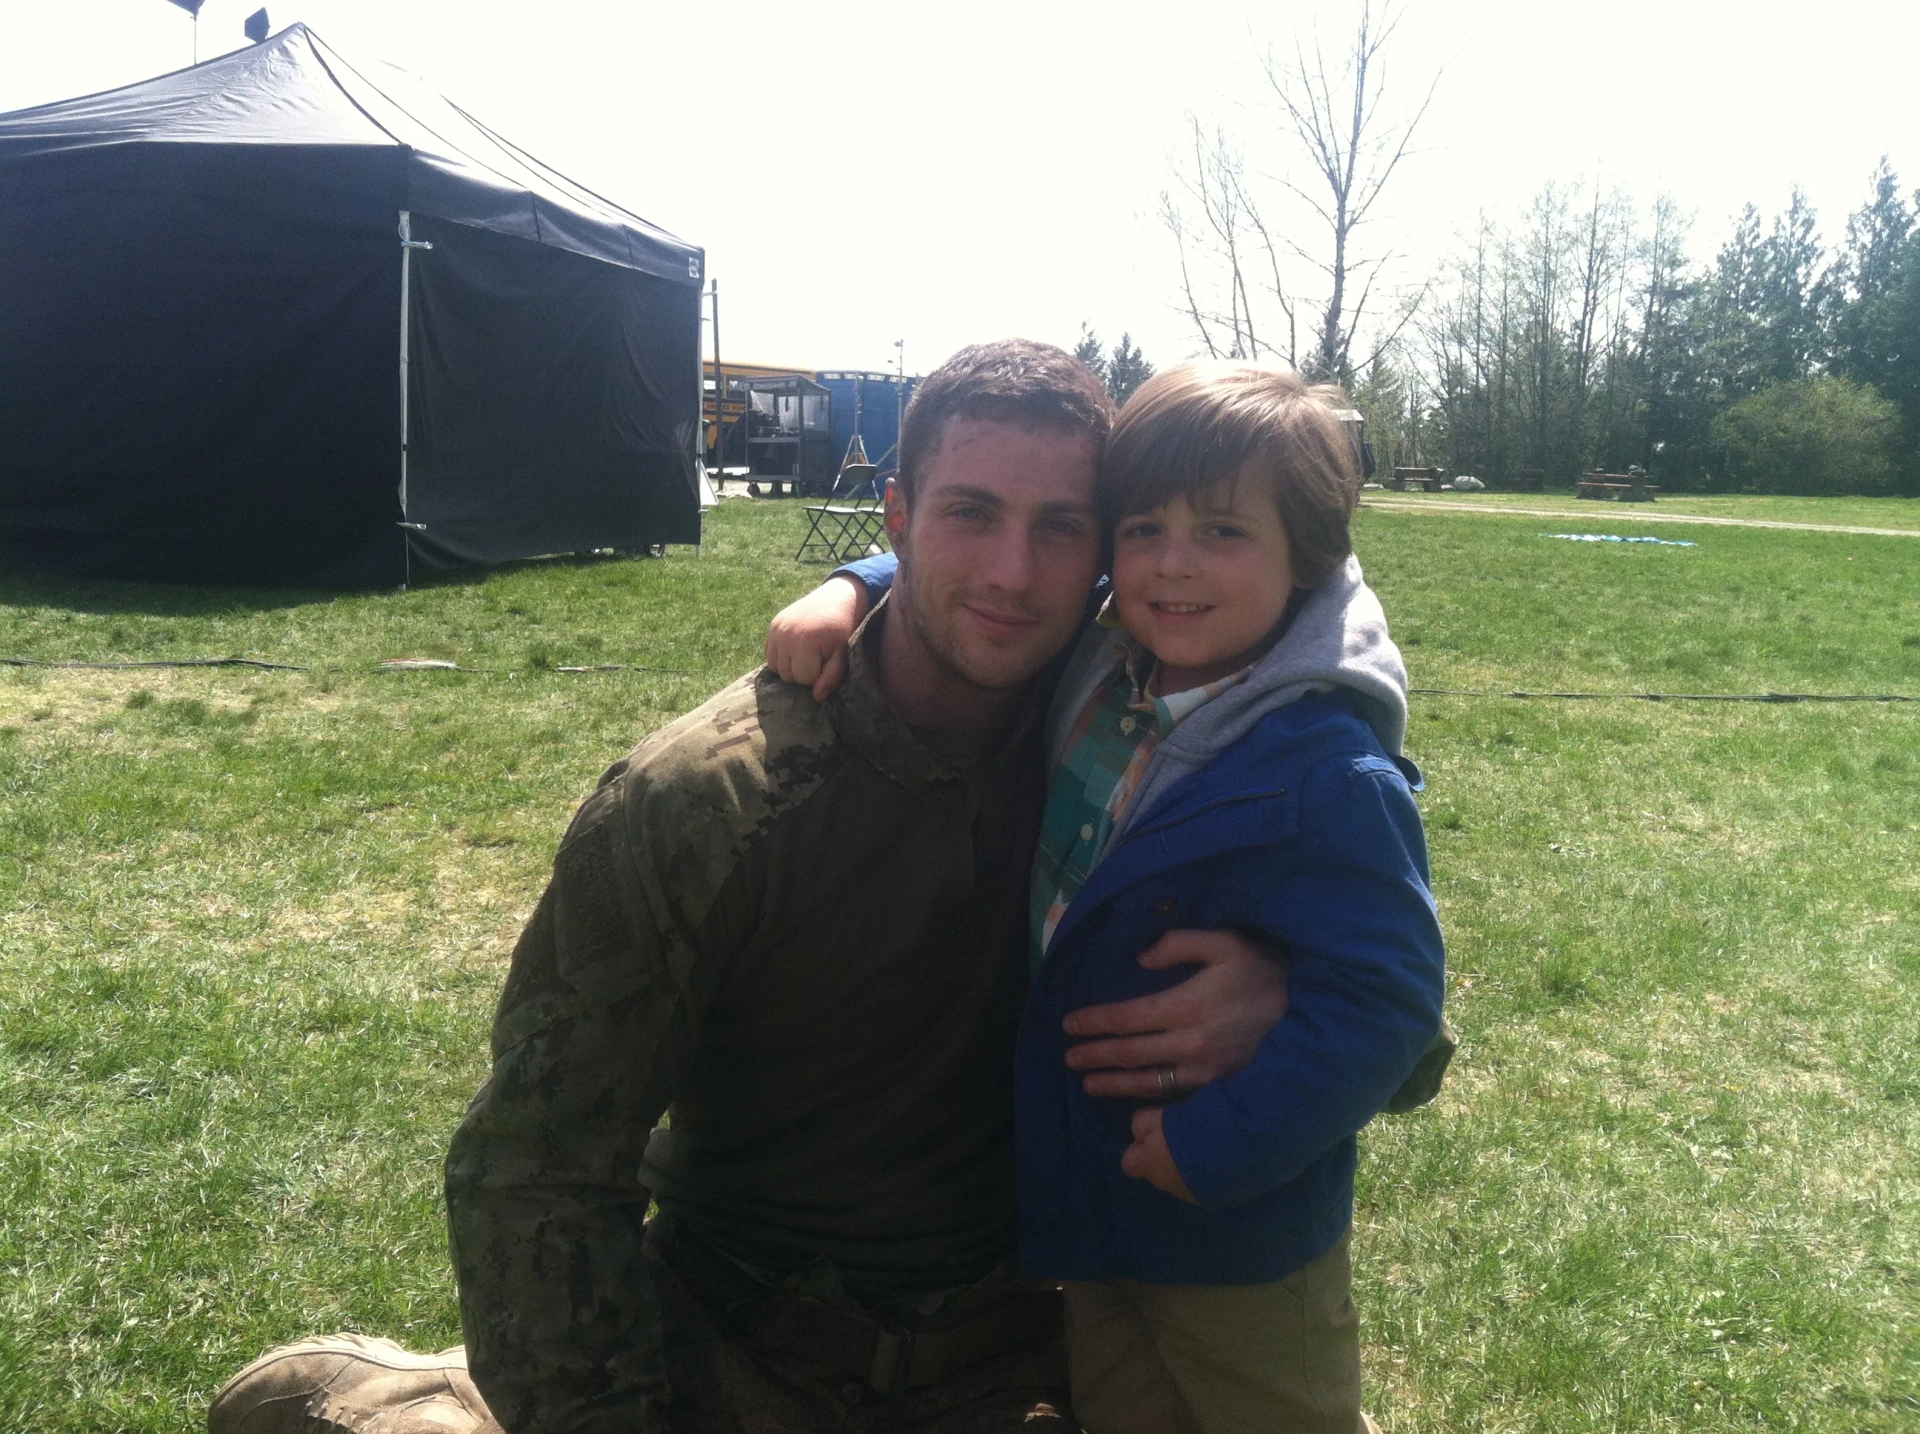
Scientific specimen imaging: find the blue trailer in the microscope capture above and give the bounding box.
[816,370,918,498]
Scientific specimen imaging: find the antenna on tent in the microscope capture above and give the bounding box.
[245,9,271,43]
[163,0,208,63]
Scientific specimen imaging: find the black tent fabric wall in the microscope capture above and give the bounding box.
[0,145,407,587]
[405,214,702,569]
[0,25,704,588]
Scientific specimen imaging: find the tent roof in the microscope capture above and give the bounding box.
[0,24,701,283]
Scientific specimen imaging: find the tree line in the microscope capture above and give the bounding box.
[1073,326,1157,406]
[1133,0,1915,497]
[1096,156,1918,497]
[1395,164,1919,495]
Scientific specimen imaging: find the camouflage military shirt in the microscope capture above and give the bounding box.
[444,609,1047,1433]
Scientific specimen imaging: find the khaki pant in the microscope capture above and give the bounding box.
[1063,1232,1365,1434]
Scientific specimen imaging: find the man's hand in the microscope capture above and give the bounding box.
[1121,1106,1197,1204]
[765,575,870,701]
[1063,929,1289,1099]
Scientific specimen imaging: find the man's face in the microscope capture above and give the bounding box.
[886,416,1102,694]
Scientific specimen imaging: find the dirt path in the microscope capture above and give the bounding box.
[1360,499,1920,538]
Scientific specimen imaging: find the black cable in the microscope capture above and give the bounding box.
[6,659,1897,700]
[3,656,308,672]
[4,656,701,675]
[375,660,699,674]
[1411,688,1912,704]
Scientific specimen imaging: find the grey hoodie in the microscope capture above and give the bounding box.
[1045,553,1410,844]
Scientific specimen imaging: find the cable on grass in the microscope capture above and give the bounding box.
[5,656,703,675]
[376,659,700,674]
[4,659,1898,698]
[554,663,700,674]
[1411,688,1912,704]
[3,656,308,671]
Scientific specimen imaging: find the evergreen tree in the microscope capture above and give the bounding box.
[1627,195,1709,483]
[1353,357,1412,471]
[1831,159,1914,388]
[1105,334,1156,405]
[1073,324,1108,385]
[1755,187,1833,382]
[1697,204,1770,405]
[1875,225,1920,494]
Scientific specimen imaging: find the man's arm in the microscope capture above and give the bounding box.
[445,765,727,1434]
[1059,929,1290,1098]
[1158,759,1447,1212]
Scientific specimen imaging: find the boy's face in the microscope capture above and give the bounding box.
[1110,469,1297,691]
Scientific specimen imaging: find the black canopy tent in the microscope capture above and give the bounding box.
[0,24,705,588]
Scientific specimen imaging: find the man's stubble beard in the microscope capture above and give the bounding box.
[894,561,1049,701]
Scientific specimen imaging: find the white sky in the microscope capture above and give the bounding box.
[4,0,1915,374]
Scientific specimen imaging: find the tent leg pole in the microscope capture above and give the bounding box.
[399,209,413,592]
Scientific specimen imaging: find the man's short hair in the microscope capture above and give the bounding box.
[1101,362,1359,589]
[896,340,1114,506]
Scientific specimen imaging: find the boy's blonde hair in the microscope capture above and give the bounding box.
[1101,362,1359,588]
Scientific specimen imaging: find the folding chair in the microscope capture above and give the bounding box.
[796,462,889,563]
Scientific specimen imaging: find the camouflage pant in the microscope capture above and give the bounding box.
[212,1253,1072,1434]
[648,1243,1076,1433]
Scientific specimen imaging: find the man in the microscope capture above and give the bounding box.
[211,341,1288,1434]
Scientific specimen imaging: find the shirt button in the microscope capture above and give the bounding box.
[1079,823,1094,842]
[1119,717,1137,734]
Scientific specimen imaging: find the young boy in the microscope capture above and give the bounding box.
[771,362,1446,1434]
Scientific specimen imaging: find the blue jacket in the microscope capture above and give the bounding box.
[1017,689,1445,1285]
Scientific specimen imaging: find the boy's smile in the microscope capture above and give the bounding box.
[1111,471,1299,693]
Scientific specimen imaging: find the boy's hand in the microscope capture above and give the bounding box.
[1122,1106,1197,1204]
[1063,929,1289,1098]
[765,575,870,701]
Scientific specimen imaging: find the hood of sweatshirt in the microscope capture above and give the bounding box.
[1045,553,1410,839]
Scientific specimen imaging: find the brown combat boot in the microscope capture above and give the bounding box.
[208,1333,497,1434]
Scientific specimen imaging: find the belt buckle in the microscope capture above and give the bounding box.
[867,1324,916,1396]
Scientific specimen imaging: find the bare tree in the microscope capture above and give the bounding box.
[1160,119,1295,363]
[1260,0,1437,382]
[1162,2,1435,385]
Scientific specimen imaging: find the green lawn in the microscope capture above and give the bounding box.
[2,498,1916,1432]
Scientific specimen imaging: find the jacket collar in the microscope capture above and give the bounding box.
[826,594,1040,793]
[1042,700,1351,961]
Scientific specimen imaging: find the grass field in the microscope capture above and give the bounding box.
[2,496,1916,1432]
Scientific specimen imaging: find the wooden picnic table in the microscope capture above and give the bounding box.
[1390,466,1444,492]
[1576,472,1658,502]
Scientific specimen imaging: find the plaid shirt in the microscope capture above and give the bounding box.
[1030,626,1251,969]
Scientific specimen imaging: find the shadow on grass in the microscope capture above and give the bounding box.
[0,550,656,619]
[0,571,332,619]
[405,548,660,591]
